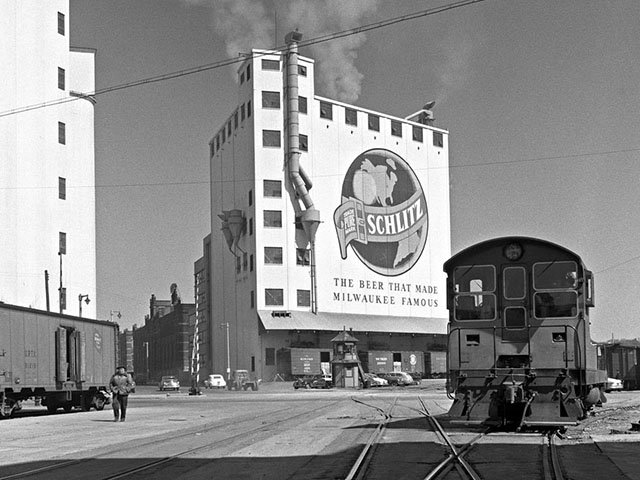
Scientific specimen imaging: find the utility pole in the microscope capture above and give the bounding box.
[221,322,230,381]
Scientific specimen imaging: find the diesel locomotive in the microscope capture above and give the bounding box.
[444,236,607,429]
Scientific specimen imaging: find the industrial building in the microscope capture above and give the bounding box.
[206,35,450,382]
[1,1,97,317]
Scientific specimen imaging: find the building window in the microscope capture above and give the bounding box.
[433,131,444,148]
[262,130,281,148]
[58,122,66,144]
[265,289,284,306]
[262,59,280,71]
[319,101,333,120]
[243,252,248,270]
[264,210,282,228]
[391,120,402,137]
[234,111,238,129]
[296,248,310,266]
[250,254,254,271]
[227,121,231,136]
[246,64,251,80]
[264,247,283,264]
[240,103,245,121]
[57,12,65,35]
[248,100,252,117]
[368,114,380,132]
[264,180,282,198]
[299,96,307,114]
[262,91,280,109]
[250,290,255,308]
[249,217,253,235]
[248,189,253,206]
[215,135,220,150]
[265,348,275,366]
[240,72,245,84]
[412,125,423,142]
[299,134,308,152]
[345,108,357,126]
[58,177,66,200]
[297,290,311,307]
[236,256,241,274]
[298,65,307,76]
[58,67,65,90]
[59,232,67,255]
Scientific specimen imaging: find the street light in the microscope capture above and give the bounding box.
[221,322,230,380]
[78,294,90,318]
[110,310,122,322]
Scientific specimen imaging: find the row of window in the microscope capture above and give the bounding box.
[234,247,310,274]
[210,100,253,157]
[319,100,443,146]
[262,288,310,307]
[239,59,307,85]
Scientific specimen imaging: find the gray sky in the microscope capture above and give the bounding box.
[70,0,640,341]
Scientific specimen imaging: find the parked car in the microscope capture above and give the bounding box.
[204,374,227,389]
[158,376,180,391]
[377,371,414,386]
[293,375,333,389]
[605,377,623,392]
[363,372,388,387]
[227,370,260,391]
[407,372,422,385]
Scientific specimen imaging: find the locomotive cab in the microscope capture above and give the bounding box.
[444,237,606,429]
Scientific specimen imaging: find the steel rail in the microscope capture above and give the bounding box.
[345,397,398,480]
[418,396,485,480]
[547,431,565,480]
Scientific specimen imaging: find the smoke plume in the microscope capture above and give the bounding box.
[185,0,380,103]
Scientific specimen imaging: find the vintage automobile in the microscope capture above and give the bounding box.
[293,375,333,389]
[605,377,623,392]
[363,372,389,387]
[204,374,227,389]
[158,376,180,391]
[377,371,414,386]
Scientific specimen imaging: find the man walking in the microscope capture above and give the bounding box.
[109,366,134,422]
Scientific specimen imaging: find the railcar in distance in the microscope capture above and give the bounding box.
[0,303,117,417]
[444,236,607,429]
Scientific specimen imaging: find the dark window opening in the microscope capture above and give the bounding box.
[345,108,357,126]
[262,59,280,70]
[433,131,443,147]
[319,101,333,120]
[368,114,380,131]
[412,125,423,142]
[265,348,275,366]
[391,120,402,137]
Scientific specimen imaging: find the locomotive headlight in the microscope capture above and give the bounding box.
[503,242,523,261]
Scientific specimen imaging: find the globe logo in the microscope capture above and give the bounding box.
[333,149,428,276]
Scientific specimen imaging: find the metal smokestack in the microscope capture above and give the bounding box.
[285,31,320,313]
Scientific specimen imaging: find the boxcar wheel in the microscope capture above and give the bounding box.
[47,403,58,414]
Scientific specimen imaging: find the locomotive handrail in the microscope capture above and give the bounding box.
[447,324,583,374]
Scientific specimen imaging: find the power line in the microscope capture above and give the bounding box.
[0,0,486,119]
[1,144,639,192]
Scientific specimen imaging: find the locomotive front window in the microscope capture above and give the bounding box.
[453,265,495,293]
[533,261,578,290]
[503,267,526,299]
[534,291,578,318]
[455,294,496,321]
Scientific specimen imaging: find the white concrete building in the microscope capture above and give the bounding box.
[209,42,450,381]
[1,1,96,317]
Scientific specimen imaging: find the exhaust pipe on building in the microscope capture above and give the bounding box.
[284,31,320,313]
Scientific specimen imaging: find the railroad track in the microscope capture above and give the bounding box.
[1,400,343,480]
[344,395,567,480]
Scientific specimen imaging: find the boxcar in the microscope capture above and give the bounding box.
[0,303,117,417]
